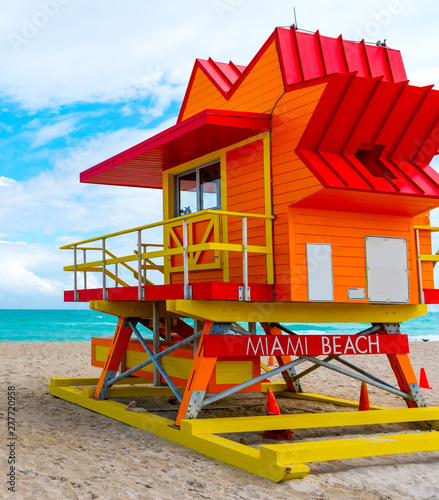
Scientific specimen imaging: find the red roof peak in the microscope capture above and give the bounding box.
[196,58,246,94]
[178,27,408,122]
[275,26,407,88]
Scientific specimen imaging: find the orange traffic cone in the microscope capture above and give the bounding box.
[267,355,275,367]
[359,382,370,411]
[419,368,433,389]
[262,388,294,440]
[266,388,280,415]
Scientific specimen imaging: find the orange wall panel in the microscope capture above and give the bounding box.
[181,40,285,121]
[268,84,327,300]
[288,206,423,304]
[226,139,267,283]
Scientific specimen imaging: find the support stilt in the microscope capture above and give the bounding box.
[94,317,133,399]
[175,321,217,425]
[262,324,302,392]
[387,353,425,407]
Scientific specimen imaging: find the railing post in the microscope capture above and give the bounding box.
[248,322,257,334]
[165,317,172,341]
[241,216,250,301]
[82,249,87,290]
[183,218,192,299]
[193,319,200,358]
[102,239,107,301]
[73,245,78,302]
[143,244,147,284]
[138,230,144,300]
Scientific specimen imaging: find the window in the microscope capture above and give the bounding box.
[175,161,221,216]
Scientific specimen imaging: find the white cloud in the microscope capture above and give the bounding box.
[0,240,65,298]
[0,119,169,306]
[1,0,435,112]
[30,116,79,148]
[0,122,13,133]
[0,263,62,295]
[0,121,172,241]
[0,176,16,187]
[120,105,133,116]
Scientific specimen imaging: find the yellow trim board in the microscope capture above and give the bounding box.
[279,391,384,409]
[89,300,182,318]
[181,407,439,435]
[260,431,439,464]
[166,300,428,323]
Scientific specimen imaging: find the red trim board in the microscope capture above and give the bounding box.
[203,334,409,357]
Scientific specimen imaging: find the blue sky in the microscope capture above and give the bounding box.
[1,0,438,308]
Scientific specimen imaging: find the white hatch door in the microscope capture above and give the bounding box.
[365,236,409,303]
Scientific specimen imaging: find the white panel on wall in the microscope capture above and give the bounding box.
[348,288,366,300]
[306,243,333,302]
[365,236,409,304]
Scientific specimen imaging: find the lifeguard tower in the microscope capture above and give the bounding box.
[50,27,439,482]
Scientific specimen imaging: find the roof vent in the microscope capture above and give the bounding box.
[355,144,396,179]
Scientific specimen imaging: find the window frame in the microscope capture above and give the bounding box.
[174,159,221,217]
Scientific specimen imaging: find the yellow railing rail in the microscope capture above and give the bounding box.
[70,247,158,290]
[61,209,275,302]
[414,225,439,232]
[413,225,439,304]
[60,210,273,249]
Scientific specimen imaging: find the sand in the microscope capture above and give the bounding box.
[1,341,438,500]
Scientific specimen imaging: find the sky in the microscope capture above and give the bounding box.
[0,0,439,309]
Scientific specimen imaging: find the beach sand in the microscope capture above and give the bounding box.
[1,341,438,499]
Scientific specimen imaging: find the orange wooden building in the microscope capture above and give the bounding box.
[53,27,439,480]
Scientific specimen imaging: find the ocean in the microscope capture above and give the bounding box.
[0,309,438,342]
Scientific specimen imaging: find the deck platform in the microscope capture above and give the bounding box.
[64,282,274,302]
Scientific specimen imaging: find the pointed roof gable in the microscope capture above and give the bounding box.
[178,27,407,121]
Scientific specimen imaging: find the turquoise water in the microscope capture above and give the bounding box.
[0,309,119,342]
[0,309,438,342]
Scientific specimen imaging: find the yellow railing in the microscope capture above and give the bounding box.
[414,225,439,304]
[61,209,275,301]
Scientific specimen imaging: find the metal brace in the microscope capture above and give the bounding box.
[185,390,206,419]
[283,365,303,393]
[96,370,117,400]
[210,322,232,335]
[381,323,401,335]
[238,286,251,301]
[408,382,426,407]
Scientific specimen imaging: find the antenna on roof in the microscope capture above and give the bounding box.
[293,6,298,29]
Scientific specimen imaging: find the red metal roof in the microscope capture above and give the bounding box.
[177,33,275,122]
[178,27,407,121]
[196,58,246,94]
[276,27,407,88]
[80,109,271,189]
[295,73,439,214]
